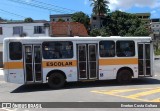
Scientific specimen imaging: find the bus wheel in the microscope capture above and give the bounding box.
[117,70,132,84]
[48,73,65,89]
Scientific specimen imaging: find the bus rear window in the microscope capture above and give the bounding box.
[9,42,22,60]
[42,41,73,59]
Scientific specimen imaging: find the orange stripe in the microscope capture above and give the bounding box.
[4,58,137,69]
[4,62,23,69]
[99,58,138,65]
[42,60,77,68]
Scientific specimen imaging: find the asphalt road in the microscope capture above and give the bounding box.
[0,60,160,111]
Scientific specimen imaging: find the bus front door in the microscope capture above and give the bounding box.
[24,45,42,83]
[138,43,151,76]
[77,44,98,80]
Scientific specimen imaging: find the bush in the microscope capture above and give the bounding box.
[155,49,160,55]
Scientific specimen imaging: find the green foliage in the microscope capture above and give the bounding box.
[91,10,150,36]
[90,28,109,37]
[24,17,34,22]
[71,11,90,29]
[58,18,65,22]
[90,0,110,15]
[133,25,150,36]
[155,49,160,55]
[0,17,7,21]
[0,17,4,21]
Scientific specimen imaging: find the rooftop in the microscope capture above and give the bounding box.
[0,20,49,24]
[51,22,88,37]
[134,13,151,16]
[50,14,73,18]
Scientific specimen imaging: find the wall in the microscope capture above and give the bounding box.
[0,22,49,67]
[0,22,49,45]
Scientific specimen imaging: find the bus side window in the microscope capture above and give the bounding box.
[9,42,22,60]
[116,41,135,57]
[42,41,73,59]
[99,41,115,57]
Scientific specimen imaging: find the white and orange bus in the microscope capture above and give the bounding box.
[3,36,154,88]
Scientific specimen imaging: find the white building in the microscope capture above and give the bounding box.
[150,19,160,35]
[0,20,50,67]
[50,14,73,22]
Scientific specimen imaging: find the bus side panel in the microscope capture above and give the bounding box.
[8,69,25,84]
[99,64,138,80]
[43,67,78,83]
[4,60,25,84]
[99,65,115,80]
[3,39,9,83]
[4,40,25,84]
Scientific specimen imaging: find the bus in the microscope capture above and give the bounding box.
[3,36,154,89]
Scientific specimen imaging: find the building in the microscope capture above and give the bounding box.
[50,14,73,22]
[90,15,109,29]
[150,18,160,50]
[150,19,160,36]
[51,22,88,37]
[134,13,151,27]
[0,20,50,67]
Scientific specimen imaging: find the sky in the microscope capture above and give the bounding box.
[0,0,160,20]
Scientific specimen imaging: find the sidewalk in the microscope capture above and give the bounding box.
[0,68,3,75]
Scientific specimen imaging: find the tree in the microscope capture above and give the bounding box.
[90,28,109,36]
[101,11,150,36]
[0,17,4,21]
[71,11,90,30]
[90,0,110,29]
[0,17,7,21]
[58,18,65,22]
[90,0,110,16]
[24,17,34,22]
[89,11,150,36]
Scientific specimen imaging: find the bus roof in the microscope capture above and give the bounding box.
[3,36,152,42]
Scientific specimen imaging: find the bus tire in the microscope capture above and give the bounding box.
[117,70,132,84]
[48,73,65,89]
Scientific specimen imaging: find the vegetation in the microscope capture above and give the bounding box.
[57,18,65,22]
[24,17,34,22]
[155,49,160,55]
[90,28,109,36]
[90,0,110,16]
[71,11,90,30]
[0,17,7,21]
[0,17,4,21]
[90,11,150,36]
[154,42,160,55]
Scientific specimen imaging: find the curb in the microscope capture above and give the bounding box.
[155,58,160,60]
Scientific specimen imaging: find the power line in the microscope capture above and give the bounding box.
[8,0,66,13]
[31,0,76,12]
[0,8,26,18]
[7,0,76,14]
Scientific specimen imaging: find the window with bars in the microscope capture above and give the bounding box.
[0,27,2,35]
[34,26,45,34]
[13,26,23,35]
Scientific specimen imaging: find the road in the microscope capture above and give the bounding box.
[0,60,160,111]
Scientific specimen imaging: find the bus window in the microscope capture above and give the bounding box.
[42,41,73,59]
[116,41,135,57]
[9,42,22,60]
[99,41,115,57]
